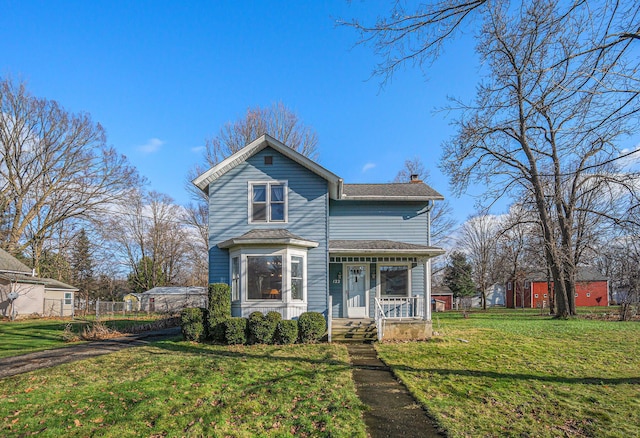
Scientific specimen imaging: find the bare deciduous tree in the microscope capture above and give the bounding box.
[0,78,141,270]
[458,214,504,309]
[188,102,320,202]
[101,190,195,291]
[393,156,455,246]
[349,0,640,317]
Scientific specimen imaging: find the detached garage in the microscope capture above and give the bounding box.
[137,287,207,313]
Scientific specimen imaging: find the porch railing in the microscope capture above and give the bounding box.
[375,296,424,320]
[374,296,424,341]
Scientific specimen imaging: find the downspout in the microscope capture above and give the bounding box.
[423,200,434,322]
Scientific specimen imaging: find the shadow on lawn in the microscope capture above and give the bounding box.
[153,340,351,368]
[392,366,640,386]
[147,341,359,413]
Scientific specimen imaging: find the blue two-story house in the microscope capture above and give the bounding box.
[193,135,445,339]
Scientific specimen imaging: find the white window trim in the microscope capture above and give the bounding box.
[231,256,240,302]
[229,247,307,304]
[376,263,412,298]
[343,263,370,318]
[247,180,288,224]
[64,292,72,305]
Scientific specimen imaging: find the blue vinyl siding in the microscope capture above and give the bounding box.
[329,263,343,317]
[208,147,328,313]
[329,200,429,244]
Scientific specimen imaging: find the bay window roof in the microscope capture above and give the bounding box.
[218,229,319,249]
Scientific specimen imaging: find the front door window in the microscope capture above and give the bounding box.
[346,265,367,317]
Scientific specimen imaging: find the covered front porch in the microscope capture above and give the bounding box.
[328,239,444,341]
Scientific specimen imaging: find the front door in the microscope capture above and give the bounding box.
[345,264,368,318]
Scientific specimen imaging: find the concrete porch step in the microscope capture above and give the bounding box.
[331,318,378,343]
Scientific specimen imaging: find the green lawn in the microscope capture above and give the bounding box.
[0,342,367,437]
[377,310,640,437]
[0,317,166,358]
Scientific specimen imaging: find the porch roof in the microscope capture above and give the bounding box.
[329,239,445,257]
[218,228,319,249]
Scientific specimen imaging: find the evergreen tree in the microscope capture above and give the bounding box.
[71,229,95,305]
[40,250,72,283]
[444,251,476,313]
[127,256,166,293]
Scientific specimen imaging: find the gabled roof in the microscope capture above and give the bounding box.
[193,134,343,199]
[0,248,32,274]
[218,229,319,249]
[0,248,77,291]
[0,272,78,291]
[329,239,445,257]
[432,285,454,295]
[342,183,444,201]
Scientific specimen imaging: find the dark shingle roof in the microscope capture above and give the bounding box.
[0,248,32,273]
[329,239,445,256]
[342,183,443,201]
[218,229,319,249]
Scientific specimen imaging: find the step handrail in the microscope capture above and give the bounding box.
[374,298,386,341]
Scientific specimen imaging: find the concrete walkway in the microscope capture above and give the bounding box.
[347,343,444,438]
[0,326,181,379]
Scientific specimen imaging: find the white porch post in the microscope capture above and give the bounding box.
[424,259,432,321]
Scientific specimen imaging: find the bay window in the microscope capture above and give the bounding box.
[247,255,283,300]
[231,257,240,301]
[291,256,303,300]
[229,249,307,305]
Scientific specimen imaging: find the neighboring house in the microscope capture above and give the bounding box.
[193,135,445,338]
[471,283,506,308]
[0,248,78,318]
[432,285,454,311]
[136,287,207,313]
[506,267,609,309]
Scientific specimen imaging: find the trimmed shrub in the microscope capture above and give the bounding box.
[276,319,298,344]
[224,317,248,345]
[266,311,282,323]
[298,312,326,343]
[208,283,231,342]
[248,311,279,344]
[180,307,207,342]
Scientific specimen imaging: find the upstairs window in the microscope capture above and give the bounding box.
[250,182,287,223]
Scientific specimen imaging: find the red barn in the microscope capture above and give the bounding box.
[506,268,609,309]
[432,285,454,311]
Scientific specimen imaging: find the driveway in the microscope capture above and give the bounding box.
[0,326,181,379]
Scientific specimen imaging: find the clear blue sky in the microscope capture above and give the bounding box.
[2,0,492,222]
